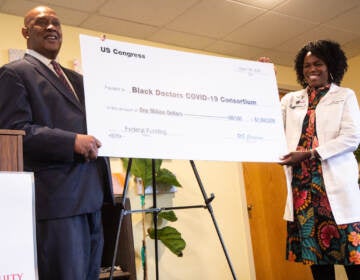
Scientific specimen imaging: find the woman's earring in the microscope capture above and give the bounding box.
[330,73,334,82]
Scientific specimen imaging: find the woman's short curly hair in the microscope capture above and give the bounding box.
[294,40,348,88]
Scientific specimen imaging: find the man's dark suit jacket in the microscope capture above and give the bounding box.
[0,54,113,220]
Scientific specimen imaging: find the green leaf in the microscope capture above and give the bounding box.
[156,168,182,187]
[135,159,153,187]
[121,158,163,188]
[121,158,186,257]
[145,211,177,226]
[136,159,161,187]
[158,211,178,222]
[148,226,186,257]
[121,159,182,189]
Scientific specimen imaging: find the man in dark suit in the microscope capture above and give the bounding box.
[0,6,113,280]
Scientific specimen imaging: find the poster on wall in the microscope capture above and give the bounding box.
[80,34,287,162]
[0,172,37,280]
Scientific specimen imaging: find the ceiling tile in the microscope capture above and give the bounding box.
[226,0,287,9]
[148,29,215,50]
[205,40,294,66]
[256,48,294,67]
[36,0,106,12]
[166,0,265,38]
[225,12,316,48]
[342,38,360,58]
[1,0,90,25]
[0,0,43,17]
[276,25,360,55]
[44,6,89,26]
[99,0,200,26]
[310,25,359,45]
[81,15,158,39]
[274,0,359,22]
[325,5,360,34]
[204,40,264,60]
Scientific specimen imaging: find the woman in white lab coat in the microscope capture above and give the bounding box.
[280,40,360,280]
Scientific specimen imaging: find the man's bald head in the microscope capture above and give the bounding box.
[22,6,62,59]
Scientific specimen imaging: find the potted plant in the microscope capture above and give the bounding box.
[121,158,186,257]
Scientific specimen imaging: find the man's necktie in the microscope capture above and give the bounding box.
[51,60,79,101]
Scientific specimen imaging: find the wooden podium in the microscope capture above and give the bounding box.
[0,129,25,171]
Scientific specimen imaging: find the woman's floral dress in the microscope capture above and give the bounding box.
[286,85,360,265]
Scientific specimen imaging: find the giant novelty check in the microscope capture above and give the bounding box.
[80,34,287,162]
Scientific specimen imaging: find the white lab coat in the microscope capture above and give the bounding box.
[281,83,360,224]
